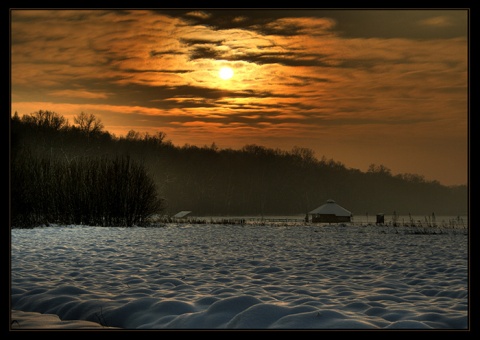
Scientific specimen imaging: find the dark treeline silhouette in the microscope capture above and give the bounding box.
[10,110,467,226]
[11,111,164,227]
[12,150,164,228]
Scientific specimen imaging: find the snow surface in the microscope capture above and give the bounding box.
[10,223,468,330]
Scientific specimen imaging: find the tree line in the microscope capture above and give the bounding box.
[11,111,164,227]
[10,110,468,227]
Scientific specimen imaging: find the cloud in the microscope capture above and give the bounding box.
[418,16,453,27]
[48,89,110,99]
[185,11,212,20]
[10,9,468,185]
[256,17,337,36]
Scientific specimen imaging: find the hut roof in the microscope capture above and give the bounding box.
[309,199,352,217]
[173,211,192,218]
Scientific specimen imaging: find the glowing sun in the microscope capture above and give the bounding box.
[219,66,234,80]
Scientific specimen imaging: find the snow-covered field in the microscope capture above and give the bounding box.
[10,222,469,330]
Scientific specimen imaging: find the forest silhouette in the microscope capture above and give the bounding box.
[10,110,467,227]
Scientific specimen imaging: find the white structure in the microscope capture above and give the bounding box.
[309,199,352,223]
[173,211,192,218]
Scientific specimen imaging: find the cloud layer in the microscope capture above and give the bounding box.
[11,9,468,186]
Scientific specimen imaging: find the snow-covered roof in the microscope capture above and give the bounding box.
[173,211,192,218]
[309,199,352,217]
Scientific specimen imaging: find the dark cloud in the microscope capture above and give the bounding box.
[180,38,226,46]
[231,51,332,67]
[149,50,184,57]
[184,42,333,67]
[148,86,301,110]
[329,9,467,39]
[22,77,302,110]
[290,75,332,84]
[189,45,222,60]
[252,22,312,36]
[123,67,192,74]
[156,9,278,30]
[99,104,436,131]
[156,8,467,39]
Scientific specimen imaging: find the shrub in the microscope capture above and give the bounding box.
[11,152,164,228]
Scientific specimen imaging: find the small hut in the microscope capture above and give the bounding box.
[309,199,352,223]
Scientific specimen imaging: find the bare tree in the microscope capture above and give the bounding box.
[126,129,142,140]
[22,110,68,130]
[74,112,104,136]
[367,163,392,175]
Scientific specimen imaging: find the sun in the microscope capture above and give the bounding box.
[219,66,234,80]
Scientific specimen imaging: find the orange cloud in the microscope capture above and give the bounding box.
[49,90,110,99]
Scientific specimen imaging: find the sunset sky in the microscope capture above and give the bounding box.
[10,9,469,186]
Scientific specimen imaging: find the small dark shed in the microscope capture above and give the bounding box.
[309,199,352,223]
[376,213,385,224]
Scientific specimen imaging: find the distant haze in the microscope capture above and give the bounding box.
[10,9,468,186]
